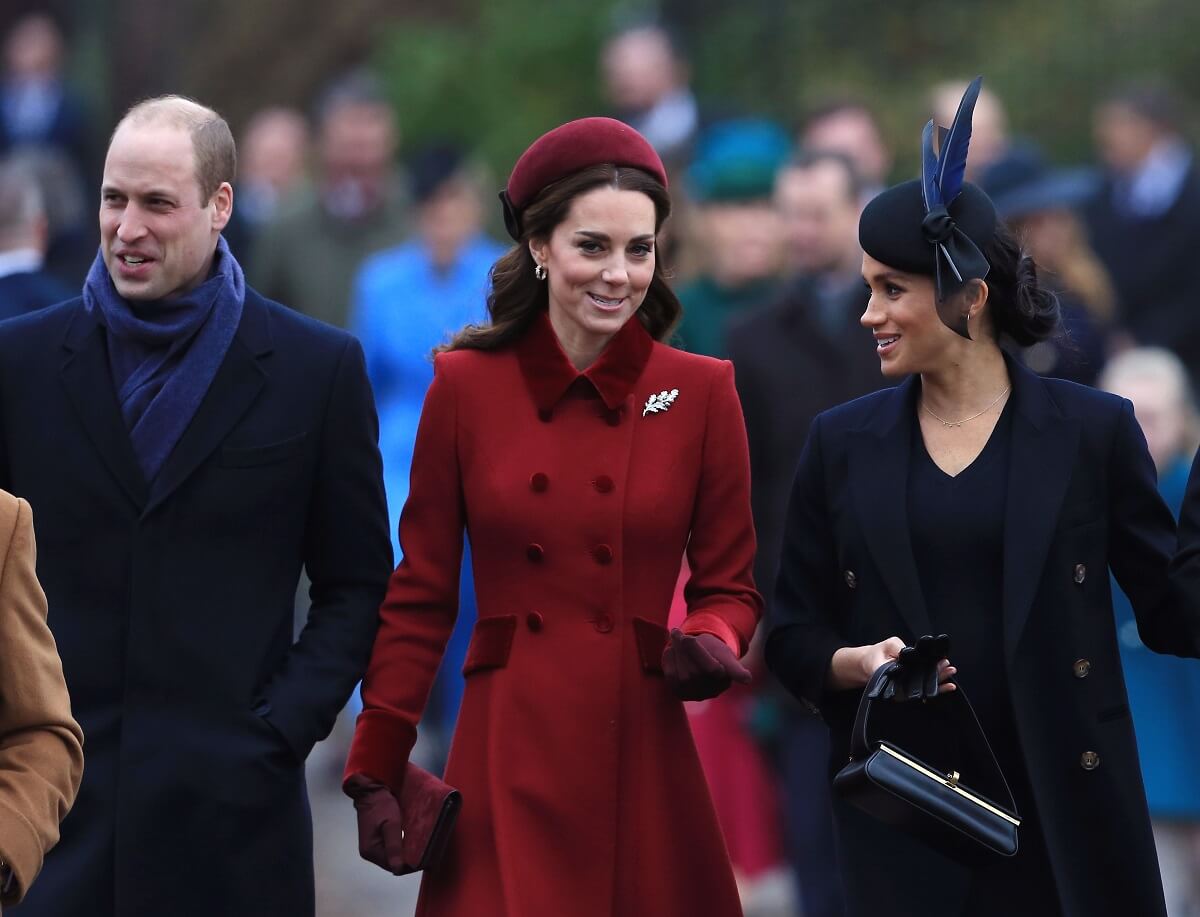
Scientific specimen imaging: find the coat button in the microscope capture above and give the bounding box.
[530,472,549,493]
[526,612,544,633]
[1073,658,1091,679]
[526,543,544,563]
[606,409,621,427]
[594,614,613,633]
[538,408,553,423]
[593,544,614,565]
[594,475,614,494]
[1074,563,1087,585]
[844,570,857,589]
[1080,750,1100,771]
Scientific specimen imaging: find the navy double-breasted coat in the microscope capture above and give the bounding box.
[0,291,392,916]
[766,359,1200,916]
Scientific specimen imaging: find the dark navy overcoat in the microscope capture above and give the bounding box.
[0,290,392,916]
[766,358,1200,917]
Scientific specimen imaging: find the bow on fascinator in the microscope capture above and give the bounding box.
[921,76,992,337]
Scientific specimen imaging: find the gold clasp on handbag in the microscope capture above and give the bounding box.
[946,771,961,788]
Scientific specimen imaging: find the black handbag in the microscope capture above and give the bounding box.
[833,660,1021,863]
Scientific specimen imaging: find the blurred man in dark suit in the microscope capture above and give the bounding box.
[1085,83,1200,376]
[0,158,73,319]
[726,150,886,917]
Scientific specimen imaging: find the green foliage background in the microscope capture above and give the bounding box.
[373,0,1200,179]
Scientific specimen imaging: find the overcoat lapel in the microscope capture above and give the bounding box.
[144,294,273,515]
[60,309,149,510]
[1001,359,1079,658]
[848,376,933,638]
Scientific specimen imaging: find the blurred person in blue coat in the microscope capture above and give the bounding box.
[1102,347,1200,917]
[350,144,505,764]
[0,158,73,319]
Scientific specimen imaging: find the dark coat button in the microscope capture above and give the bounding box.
[606,409,621,427]
[1080,750,1100,771]
[1073,658,1091,679]
[530,472,549,493]
[1074,563,1087,585]
[593,544,614,565]
[526,543,544,563]
[844,570,857,589]
[594,475,614,494]
[538,408,553,423]
[594,614,613,633]
[526,612,544,632]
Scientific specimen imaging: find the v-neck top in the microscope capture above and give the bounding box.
[907,399,1059,912]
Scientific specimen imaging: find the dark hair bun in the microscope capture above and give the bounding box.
[983,224,1061,346]
[1006,255,1061,345]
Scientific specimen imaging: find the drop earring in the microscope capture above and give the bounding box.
[534,264,547,281]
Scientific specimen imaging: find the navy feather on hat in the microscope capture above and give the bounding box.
[858,77,998,338]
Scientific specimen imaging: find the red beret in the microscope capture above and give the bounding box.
[500,117,667,239]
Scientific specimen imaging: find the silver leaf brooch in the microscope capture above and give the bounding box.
[642,388,679,416]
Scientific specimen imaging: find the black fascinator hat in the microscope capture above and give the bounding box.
[859,77,998,338]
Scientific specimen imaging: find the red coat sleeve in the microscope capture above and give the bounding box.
[344,353,465,793]
[680,360,763,655]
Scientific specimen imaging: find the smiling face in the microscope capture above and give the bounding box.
[530,185,657,361]
[860,252,980,378]
[100,120,232,302]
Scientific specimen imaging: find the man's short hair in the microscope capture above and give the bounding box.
[114,96,236,203]
[783,149,863,203]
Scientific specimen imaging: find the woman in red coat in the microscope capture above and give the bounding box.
[342,117,762,916]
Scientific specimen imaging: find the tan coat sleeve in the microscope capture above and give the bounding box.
[0,496,84,904]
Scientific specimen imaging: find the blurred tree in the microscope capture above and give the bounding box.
[372,0,617,178]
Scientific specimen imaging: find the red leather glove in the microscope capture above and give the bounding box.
[662,628,752,701]
[344,774,408,874]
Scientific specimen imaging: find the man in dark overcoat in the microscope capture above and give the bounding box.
[0,96,392,916]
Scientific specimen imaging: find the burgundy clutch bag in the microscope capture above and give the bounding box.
[395,762,462,875]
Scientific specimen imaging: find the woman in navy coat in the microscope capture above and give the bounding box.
[766,80,1200,917]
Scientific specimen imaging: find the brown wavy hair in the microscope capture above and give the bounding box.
[440,164,681,353]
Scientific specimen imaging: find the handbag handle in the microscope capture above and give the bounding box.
[848,661,1019,816]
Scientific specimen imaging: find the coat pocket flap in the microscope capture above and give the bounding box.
[220,432,308,467]
[633,617,668,675]
[462,615,517,677]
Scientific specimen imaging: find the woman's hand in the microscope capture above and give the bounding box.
[662,629,753,701]
[828,637,957,694]
[344,774,408,874]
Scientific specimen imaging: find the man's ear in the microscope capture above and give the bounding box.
[211,182,234,233]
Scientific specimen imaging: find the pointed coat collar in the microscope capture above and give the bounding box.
[515,309,654,414]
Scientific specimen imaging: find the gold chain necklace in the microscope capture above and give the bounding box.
[921,386,1011,428]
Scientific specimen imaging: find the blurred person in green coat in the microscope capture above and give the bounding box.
[674,119,789,358]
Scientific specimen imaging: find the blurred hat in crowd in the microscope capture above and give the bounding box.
[408,144,468,204]
[979,145,1098,221]
[687,119,791,203]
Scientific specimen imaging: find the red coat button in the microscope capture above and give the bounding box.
[526,543,544,563]
[530,473,549,493]
[593,544,614,565]
[605,409,621,427]
[538,408,553,423]
[594,614,613,633]
[526,612,544,632]
[594,475,614,494]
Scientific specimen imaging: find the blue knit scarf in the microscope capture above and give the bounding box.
[82,236,245,483]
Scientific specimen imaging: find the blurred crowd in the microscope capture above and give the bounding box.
[6,11,1200,917]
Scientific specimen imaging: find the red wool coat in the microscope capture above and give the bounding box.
[346,311,762,917]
